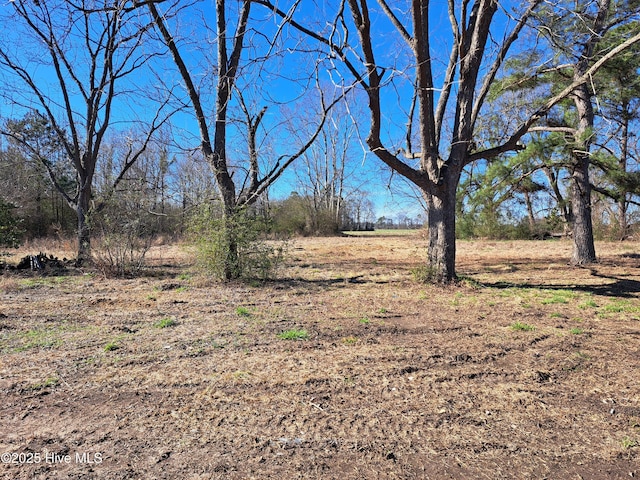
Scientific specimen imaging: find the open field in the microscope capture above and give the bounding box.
[1,235,639,479]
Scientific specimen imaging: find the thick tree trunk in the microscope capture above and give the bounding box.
[75,185,92,266]
[570,153,596,264]
[221,204,240,281]
[424,174,459,283]
[570,83,597,265]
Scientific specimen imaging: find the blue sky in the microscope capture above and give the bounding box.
[0,0,528,223]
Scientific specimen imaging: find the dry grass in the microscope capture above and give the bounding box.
[1,235,639,479]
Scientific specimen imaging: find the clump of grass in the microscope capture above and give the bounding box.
[30,376,59,391]
[602,301,629,313]
[359,316,370,324]
[579,299,598,309]
[570,327,584,335]
[235,306,252,317]
[104,341,120,352]
[541,294,569,305]
[154,318,176,329]
[11,328,64,352]
[451,292,463,306]
[277,329,309,340]
[342,336,358,345]
[411,265,437,283]
[510,321,535,332]
[621,437,639,449]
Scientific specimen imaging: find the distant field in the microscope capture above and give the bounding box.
[1,237,639,479]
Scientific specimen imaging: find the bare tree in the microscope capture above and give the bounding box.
[0,0,173,265]
[257,0,640,282]
[285,92,367,233]
[147,0,343,279]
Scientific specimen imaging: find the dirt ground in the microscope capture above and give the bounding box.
[1,234,639,479]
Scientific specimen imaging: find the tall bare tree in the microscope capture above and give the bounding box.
[147,0,342,279]
[0,0,173,265]
[258,0,640,282]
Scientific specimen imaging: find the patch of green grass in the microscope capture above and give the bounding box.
[342,336,358,345]
[277,329,309,341]
[451,292,463,306]
[570,327,584,335]
[550,312,563,318]
[8,328,64,352]
[378,308,387,314]
[154,318,177,329]
[104,341,120,352]
[359,316,371,324]
[30,376,59,391]
[541,294,570,305]
[177,273,191,281]
[602,300,632,314]
[621,437,638,449]
[579,299,598,309]
[235,306,252,317]
[510,321,535,332]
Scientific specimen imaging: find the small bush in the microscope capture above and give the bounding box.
[92,201,157,277]
[189,204,286,282]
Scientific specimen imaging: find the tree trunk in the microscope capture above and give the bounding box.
[75,184,92,266]
[570,154,596,264]
[424,174,459,283]
[570,83,597,265]
[524,191,536,231]
[618,116,629,240]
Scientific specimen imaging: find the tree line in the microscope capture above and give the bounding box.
[0,0,639,282]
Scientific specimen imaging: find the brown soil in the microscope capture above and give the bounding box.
[1,235,639,479]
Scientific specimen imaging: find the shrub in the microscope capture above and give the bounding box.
[92,200,157,277]
[189,204,286,282]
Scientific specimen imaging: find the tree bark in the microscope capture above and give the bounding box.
[425,178,458,283]
[569,84,597,265]
[618,116,629,240]
[76,183,92,267]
